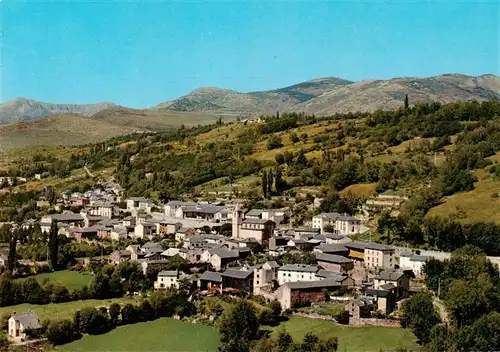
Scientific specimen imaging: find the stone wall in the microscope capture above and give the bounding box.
[349,317,401,327]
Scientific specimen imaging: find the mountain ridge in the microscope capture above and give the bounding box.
[0,98,115,124]
[1,73,499,124]
[155,73,500,115]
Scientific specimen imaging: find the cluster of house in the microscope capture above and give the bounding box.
[154,237,421,317]
[126,221,428,318]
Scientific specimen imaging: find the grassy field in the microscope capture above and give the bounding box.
[56,315,418,352]
[57,318,220,352]
[0,297,140,321]
[270,316,419,352]
[427,171,500,224]
[16,270,93,292]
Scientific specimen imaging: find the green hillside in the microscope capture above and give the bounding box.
[2,99,500,253]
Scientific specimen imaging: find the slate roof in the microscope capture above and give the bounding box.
[242,218,274,225]
[265,261,280,269]
[375,270,405,281]
[158,270,178,277]
[365,288,391,298]
[316,244,348,254]
[279,264,318,273]
[315,252,353,264]
[181,204,225,214]
[199,271,222,282]
[324,233,348,240]
[11,312,42,330]
[286,279,341,290]
[129,197,153,203]
[314,270,350,283]
[380,283,396,290]
[246,209,264,217]
[50,213,84,222]
[315,212,359,221]
[208,248,239,259]
[221,269,253,280]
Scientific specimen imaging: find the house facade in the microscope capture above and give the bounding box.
[312,213,361,235]
[277,264,318,285]
[8,312,42,341]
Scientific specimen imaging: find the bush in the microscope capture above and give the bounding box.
[46,319,79,345]
[267,136,283,150]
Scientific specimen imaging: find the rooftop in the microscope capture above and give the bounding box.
[279,264,318,273]
[375,270,405,281]
[158,270,178,277]
[314,212,359,221]
[11,312,42,330]
[199,271,222,282]
[221,269,253,280]
[315,252,353,264]
[286,279,342,290]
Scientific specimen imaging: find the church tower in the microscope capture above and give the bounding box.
[232,202,242,239]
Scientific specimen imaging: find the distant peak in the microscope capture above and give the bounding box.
[190,87,237,94]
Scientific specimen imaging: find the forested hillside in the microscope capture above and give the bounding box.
[2,99,500,253]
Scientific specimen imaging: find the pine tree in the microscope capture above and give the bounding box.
[275,168,286,195]
[404,94,409,109]
[7,231,16,273]
[267,169,274,196]
[261,170,268,198]
[48,220,59,270]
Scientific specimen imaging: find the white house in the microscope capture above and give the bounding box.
[126,197,153,213]
[110,227,128,241]
[253,261,280,295]
[8,312,42,341]
[399,253,429,276]
[86,202,115,218]
[277,264,318,285]
[154,271,189,290]
[134,222,157,239]
[364,243,396,269]
[312,213,361,235]
[245,208,290,225]
[161,247,188,260]
[164,201,194,217]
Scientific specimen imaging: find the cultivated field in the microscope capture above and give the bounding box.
[16,270,93,292]
[270,316,420,351]
[0,297,140,321]
[57,318,220,352]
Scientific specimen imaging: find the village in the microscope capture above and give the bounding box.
[0,177,439,345]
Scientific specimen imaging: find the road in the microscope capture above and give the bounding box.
[84,163,95,178]
[432,296,450,324]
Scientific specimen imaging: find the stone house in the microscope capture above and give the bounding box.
[8,312,42,341]
[315,252,354,274]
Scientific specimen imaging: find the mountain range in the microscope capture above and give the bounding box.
[0,73,499,150]
[1,74,499,125]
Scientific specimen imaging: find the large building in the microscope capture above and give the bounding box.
[232,205,275,244]
[399,252,428,276]
[277,264,318,285]
[312,213,361,235]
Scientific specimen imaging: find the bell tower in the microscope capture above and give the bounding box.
[232,202,242,239]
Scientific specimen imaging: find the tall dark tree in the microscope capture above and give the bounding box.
[109,303,121,326]
[274,168,287,195]
[218,300,259,352]
[7,231,16,273]
[267,169,274,195]
[261,170,268,198]
[402,293,440,344]
[48,220,59,270]
[404,94,409,109]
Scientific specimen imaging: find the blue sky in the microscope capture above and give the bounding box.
[1,0,499,108]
